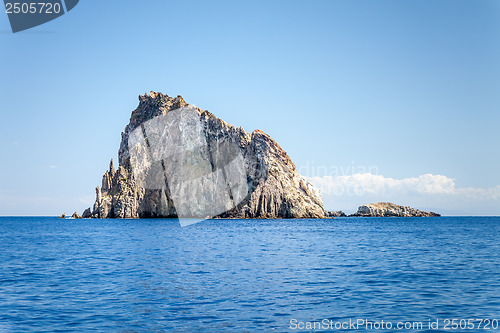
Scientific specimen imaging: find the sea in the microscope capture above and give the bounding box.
[0,216,498,332]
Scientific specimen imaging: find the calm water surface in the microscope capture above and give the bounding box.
[0,217,498,332]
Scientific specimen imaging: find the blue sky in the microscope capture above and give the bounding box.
[1,0,499,215]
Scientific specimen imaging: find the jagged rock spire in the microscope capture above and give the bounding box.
[109,159,115,177]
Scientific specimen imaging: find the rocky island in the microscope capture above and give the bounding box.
[351,202,440,217]
[73,92,442,220]
[82,92,325,219]
[324,211,347,217]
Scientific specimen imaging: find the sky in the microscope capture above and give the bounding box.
[0,0,499,216]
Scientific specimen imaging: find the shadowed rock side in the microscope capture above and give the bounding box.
[351,202,440,217]
[89,92,324,219]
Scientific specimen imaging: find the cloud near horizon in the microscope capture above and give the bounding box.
[305,173,500,215]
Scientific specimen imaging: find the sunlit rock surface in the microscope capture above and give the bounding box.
[88,92,325,219]
[351,202,440,217]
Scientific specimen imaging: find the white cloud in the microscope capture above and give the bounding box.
[306,173,457,196]
[305,173,500,215]
[455,185,500,200]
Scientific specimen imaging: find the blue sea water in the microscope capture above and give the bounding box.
[0,217,498,332]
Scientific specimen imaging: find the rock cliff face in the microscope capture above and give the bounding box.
[351,202,440,217]
[89,92,324,219]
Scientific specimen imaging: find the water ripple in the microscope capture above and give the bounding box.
[0,216,498,332]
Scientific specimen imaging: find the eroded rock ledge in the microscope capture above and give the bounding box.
[325,211,347,218]
[351,202,440,217]
[84,92,325,219]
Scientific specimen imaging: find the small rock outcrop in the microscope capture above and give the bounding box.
[81,208,92,218]
[325,211,347,217]
[351,202,440,217]
[71,212,82,219]
[89,92,325,219]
